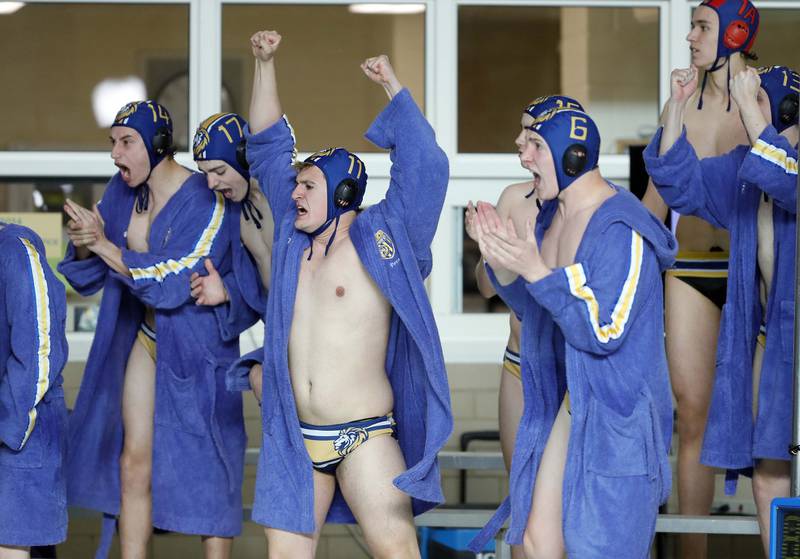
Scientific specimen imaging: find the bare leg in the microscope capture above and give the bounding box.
[265,470,336,559]
[249,364,263,404]
[499,367,526,559]
[753,459,790,557]
[522,398,570,559]
[665,276,721,559]
[751,342,790,557]
[337,434,420,559]
[119,338,157,559]
[0,546,29,559]
[202,536,232,559]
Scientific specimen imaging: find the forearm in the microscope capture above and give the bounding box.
[73,244,93,260]
[249,59,283,134]
[91,239,130,277]
[475,259,496,298]
[739,98,769,146]
[642,181,669,222]
[659,100,687,155]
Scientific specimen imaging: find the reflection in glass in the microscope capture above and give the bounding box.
[0,4,189,151]
[458,6,660,154]
[222,4,425,153]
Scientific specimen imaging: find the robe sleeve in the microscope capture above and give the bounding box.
[527,224,659,356]
[225,347,263,392]
[214,270,267,341]
[739,125,798,214]
[57,192,116,296]
[246,117,299,225]
[365,88,450,267]
[643,126,743,229]
[113,191,230,310]
[485,264,527,321]
[0,237,59,450]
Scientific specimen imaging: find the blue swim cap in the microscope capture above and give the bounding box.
[525,95,584,119]
[193,112,250,181]
[301,147,368,257]
[112,100,175,172]
[700,0,759,68]
[304,147,368,225]
[527,108,601,191]
[758,66,800,133]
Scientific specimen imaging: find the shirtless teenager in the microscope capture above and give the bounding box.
[465,95,583,559]
[190,112,274,398]
[470,107,676,558]
[242,30,452,558]
[641,2,759,557]
[59,101,245,559]
[645,64,799,556]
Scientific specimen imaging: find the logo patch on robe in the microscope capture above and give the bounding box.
[375,230,395,260]
[334,427,368,456]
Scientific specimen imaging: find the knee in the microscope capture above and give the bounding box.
[752,468,789,506]
[674,400,709,440]
[368,531,419,559]
[120,448,151,493]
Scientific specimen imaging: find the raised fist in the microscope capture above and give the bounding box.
[669,66,699,105]
[251,30,281,62]
[361,55,403,98]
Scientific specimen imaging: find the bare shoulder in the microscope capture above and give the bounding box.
[496,181,539,235]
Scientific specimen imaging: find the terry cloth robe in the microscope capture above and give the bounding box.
[0,224,69,547]
[213,202,268,342]
[471,188,676,558]
[58,173,246,550]
[644,126,797,485]
[241,87,452,532]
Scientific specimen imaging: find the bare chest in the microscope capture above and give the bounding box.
[240,215,272,289]
[684,105,749,157]
[294,240,389,324]
[541,210,595,269]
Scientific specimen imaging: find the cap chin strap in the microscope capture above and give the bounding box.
[697,56,733,112]
[305,214,342,260]
[240,182,263,230]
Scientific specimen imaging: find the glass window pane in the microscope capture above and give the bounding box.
[459,206,509,314]
[0,180,107,324]
[222,4,425,153]
[0,4,189,151]
[458,6,660,155]
[752,9,800,71]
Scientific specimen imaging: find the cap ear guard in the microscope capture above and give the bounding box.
[563,144,588,177]
[235,138,249,171]
[334,178,359,208]
[779,94,799,128]
[152,126,174,156]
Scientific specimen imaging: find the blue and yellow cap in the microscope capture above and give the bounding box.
[528,108,601,192]
[758,66,800,133]
[112,100,174,172]
[304,147,368,225]
[193,112,250,181]
[525,95,584,119]
[700,0,759,67]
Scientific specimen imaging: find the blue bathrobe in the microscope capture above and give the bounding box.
[472,188,676,558]
[235,88,452,532]
[213,202,268,342]
[58,174,246,551]
[0,224,69,547]
[644,126,797,485]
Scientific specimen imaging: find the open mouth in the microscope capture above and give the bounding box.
[296,204,308,217]
[217,188,233,199]
[116,163,132,183]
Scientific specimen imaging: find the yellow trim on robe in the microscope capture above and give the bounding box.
[752,139,799,175]
[18,237,51,449]
[129,192,226,282]
[564,230,644,344]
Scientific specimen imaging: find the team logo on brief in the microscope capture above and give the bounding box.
[334,427,369,456]
[374,230,395,260]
